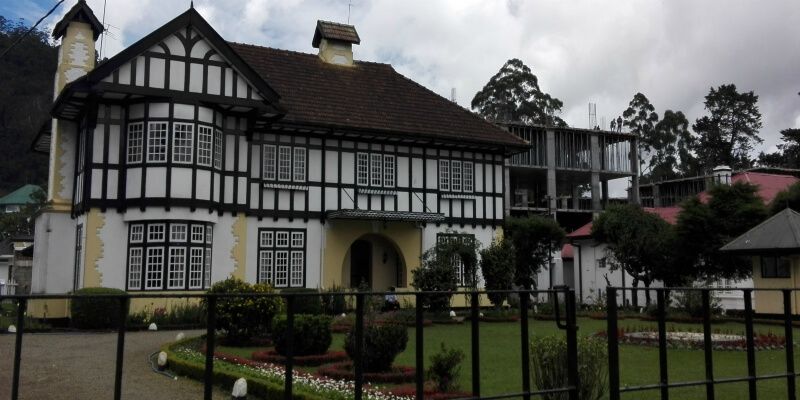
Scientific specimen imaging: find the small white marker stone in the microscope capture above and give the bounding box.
[232,377,248,398]
[157,351,168,370]
[8,325,16,333]
[148,323,157,331]
[449,311,456,317]
[340,313,346,318]
[175,332,185,341]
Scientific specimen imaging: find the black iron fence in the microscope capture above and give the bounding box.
[0,287,580,400]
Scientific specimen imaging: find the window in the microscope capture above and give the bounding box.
[436,233,476,287]
[439,159,474,193]
[127,123,144,163]
[73,224,83,291]
[762,256,790,278]
[357,152,395,187]
[197,125,213,167]
[147,122,168,162]
[173,123,194,163]
[263,145,306,183]
[127,221,213,290]
[213,129,223,169]
[257,229,306,288]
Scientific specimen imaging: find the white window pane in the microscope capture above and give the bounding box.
[168,247,186,289]
[170,224,187,242]
[384,155,395,188]
[439,160,450,191]
[197,125,213,167]
[275,251,289,287]
[259,250,273,284]
[148,224,165,242]
[189,248,203,289]
[463,162,474,193]
[290,251,304,287]
[128,248,143,289]
[263,145,276,180]
[357,153,369,186]
[147,122,168,162]
[291,232,304,248]
[191,225,204,243]
[370,153,382,186]
[172,123,194,164]
[452,160,462,192]
[293,147,306,182]
[276,231,289,247]
[214,130,223,169]
[278,146,292,181]
[127,123,143,163]
[130,224,144,243]
[145,247,164,289]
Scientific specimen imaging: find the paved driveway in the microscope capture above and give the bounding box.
[0,330,229,399]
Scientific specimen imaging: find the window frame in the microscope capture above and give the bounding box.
[172,122,194,164]
[257,228,306,288]
[126,122,144,163]
[147,122,168,163]
[761,255,790,278]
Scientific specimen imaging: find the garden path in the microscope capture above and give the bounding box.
[0,329,229,400]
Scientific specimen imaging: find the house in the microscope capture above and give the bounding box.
[721,208,800,315]
[0,235,34,295]
[29,1,528,317]
[0,185,40,214]
[566,167,799,309]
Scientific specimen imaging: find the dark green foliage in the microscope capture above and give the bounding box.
[201,278,283,345]
[70,287,129,330]
[675,182,768,280]
[529,335,608,400]
[281,288,324,315]
[591,204,677,305]
[471,58,567,126]
[0,185,45,241]
[504,215,566,291]
[273,314,333,356]
[0,17,55,195]
[758,128,800,169]
[411,242,461,313]
[479,239,516,310]
[343,323,408,373]
[321,284,347,315]
[692,84,763,171]
[426,342,465,392]
[673,285,723,318]
[769,181,800,215]
[622,93,659,173]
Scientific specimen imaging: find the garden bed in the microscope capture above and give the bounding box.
[251,349,349,366]
[317,361,416,384]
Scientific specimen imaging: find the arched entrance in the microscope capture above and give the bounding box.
[343,234,406,290]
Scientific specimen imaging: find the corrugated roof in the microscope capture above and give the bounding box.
[0,185,40,206]
[561,243,574,259]
[229,42,529,152]
[566,206,682,239]
[312,20,361,47]
[698,172,799,204]
[720,208,800,254]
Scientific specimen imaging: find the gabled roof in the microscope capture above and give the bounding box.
[52,0,104,41]
[561,243,574,259]
[697,172,799,205]
[0,185,40,206]
[229,43,529,153]
[52,6,285,121]
[566,206,682,240]
[312,20,360,47]
[720,208,800,255]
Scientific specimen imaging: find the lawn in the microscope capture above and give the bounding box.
[216,316,800,399]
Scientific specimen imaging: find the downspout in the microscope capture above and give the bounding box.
[572,241,583,304]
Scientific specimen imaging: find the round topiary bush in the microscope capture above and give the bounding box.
[201,278,283,345]
[70,287,129,330]
[281,288,324,315]
[273,314,333,356]
[344,323,408,373]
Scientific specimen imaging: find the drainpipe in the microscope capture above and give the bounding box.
[572,241,583,304]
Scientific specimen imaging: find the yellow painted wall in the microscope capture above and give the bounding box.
[83,209,105,287]
[230,213,247,280]
[752,255,800,315]
[27,299,69,319]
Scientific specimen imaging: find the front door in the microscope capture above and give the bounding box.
[350,240,372,288]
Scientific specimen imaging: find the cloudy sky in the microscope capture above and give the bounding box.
[4,0,799,165]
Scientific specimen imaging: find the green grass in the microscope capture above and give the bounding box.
[215,317,800,399]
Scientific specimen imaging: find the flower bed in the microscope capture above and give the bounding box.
[430,319,462,325]
[479,314,520,323]
[388,385,472,400]
[215,336,273,347]
[596,326,789,351]
[317,361,416,384]
[381,319,432,327]
[251,349,349,366]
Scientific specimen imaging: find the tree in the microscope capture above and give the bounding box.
[0,17,56,194]
[503,215,566,292]
[622,93,659,176]
[768,181,800,215]
[590,204,676,306]
[0,185,45,241]
[479,238,516,311]
[674,182,768,280]
[411,234,479,313]
[757,128,800,168]
[692,84,763,171]
[471,58,567,126]
[651,110,700,179]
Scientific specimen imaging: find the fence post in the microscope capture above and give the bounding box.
[657,289,669,400]
[114,296,129,400]
[471,291,480,397]
[520,290,531,400]
[701,290,715,400]
[744,290,757,399]
[565,287,579,400]
[607,287,620,400]
[415,293,425,400]
[204,296,216,400]
[11,298,26,400]
[354,293,365,400]
[284,295,295,399]
[783,289,796,400]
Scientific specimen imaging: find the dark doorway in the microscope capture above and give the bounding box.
[350,240,372,288]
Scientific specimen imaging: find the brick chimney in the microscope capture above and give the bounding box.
[312,20,360,66]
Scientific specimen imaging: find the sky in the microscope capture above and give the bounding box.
[3,0,799,194]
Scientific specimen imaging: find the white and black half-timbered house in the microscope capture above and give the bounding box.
[31,1,528,316]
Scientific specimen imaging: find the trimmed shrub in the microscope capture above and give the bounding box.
[201,278,283,345]
[343,323,408,373]
[281,288,324,315]
[427,342,465,392]
[529,335,608,400]
[273,314,333,356]
[321,284,347,315]
[70,287,129,330]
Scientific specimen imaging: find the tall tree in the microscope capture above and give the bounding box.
[471,58,567,126]
[0,185,45,241]
[757,128,800,168]
[622,93,659,177]
[503,215,565,292]
[692,84,763,171]
[768,181,800,215]
[674,182,768,280]
[650,110,700,180]
[0,16,56,195]
[479,238,516,311]
[591,204,676,306]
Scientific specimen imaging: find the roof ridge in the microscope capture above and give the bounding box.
[227,41,392,67]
